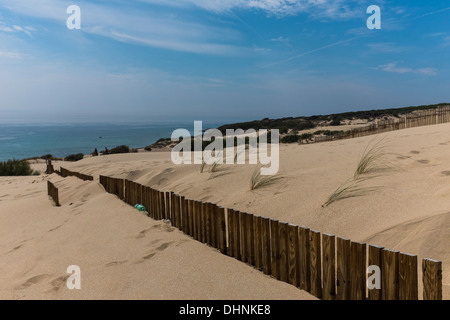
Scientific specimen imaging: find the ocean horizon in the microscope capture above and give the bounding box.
[0,122,223,162]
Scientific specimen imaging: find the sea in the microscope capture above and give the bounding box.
[0,122,224,162]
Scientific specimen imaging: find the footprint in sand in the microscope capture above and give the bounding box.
[137,241,177,263]
[136,228,153,239]
[155,241,175,251]
[147,239,163,246]
[151,223,175,233]
[397,156,411,160]
[105,260,128,267]
[142,253,157,260]
[48,225,63,232]
[410,150,421,154]
[8,244,24,253]
[417,159,430,164]
[441,171,450,176]
[50,275,70,292]
[16,274,50,290]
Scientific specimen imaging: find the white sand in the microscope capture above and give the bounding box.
[2,122,450,299]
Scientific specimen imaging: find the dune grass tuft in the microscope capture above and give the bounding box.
[322,177,378,207]
[250,167,281,190]
[354,138,388,178]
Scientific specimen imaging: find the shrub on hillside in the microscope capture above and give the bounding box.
[64,153,84,162]
[109,145,130,154]
[0,159,39,176]
[281,134,300,144]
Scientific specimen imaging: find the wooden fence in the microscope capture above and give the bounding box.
[47,180,60,207]
[98,175,444,300]
[58,167,94,181]
[313,105,450,144]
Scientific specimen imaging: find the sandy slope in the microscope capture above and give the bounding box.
[0,175,314,299]
[1,121,450,299]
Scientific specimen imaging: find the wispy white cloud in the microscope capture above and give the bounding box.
[270,36,290,45]
[0,25,13,32]
[263,36,362,67]
[13,25,32,37]
[0,0,244,55]
[367,42,408,53]
[141,0,369,18]
[0,51,26,59]
[378,63,437,76]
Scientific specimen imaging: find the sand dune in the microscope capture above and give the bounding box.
[2,122,450,299]
[0,175,314,299]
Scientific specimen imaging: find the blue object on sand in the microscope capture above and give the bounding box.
[134,204,146,212]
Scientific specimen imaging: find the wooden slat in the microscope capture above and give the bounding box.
[216,206,227,254]
[350,242,366,300]
[161,191,166,220]
[181,196,187,233]
[287,224,299,287]
[298,226,311,292]
[245,213,255,265]
[382,249,399,300]
[336,237,351,300]
[174,194,181,229]
[192,200,198,240]
[422,259,443,300]
[209,203,217,248]
[227,209,235,257]
[270,220,280,280]
[169,192,174,224]
[368,244,383,300]
[261,217,271,275]
[322,233,336,300]
[205,202,211,246]
[254,216,263,270]
[399,253,418,300]
[199,201,206,244]
[310,230,322,299]
[278,222,289,283]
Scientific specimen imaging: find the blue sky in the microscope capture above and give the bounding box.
[0,0,449,124]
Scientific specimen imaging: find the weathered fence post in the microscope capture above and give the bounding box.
[261,217,271,275]
[310,230,322,299]
[399,253,418,300]
[322,233,336,300]
[270,219,280,280]
[287,224,299,287]
[278,222,289,283]
[422,259,443,300]
[298,226,311,292]
[350,241,366,300]
[254,215,263,270]
[368,244,383,300]
[336,237,351,300]
[382,249,399,300]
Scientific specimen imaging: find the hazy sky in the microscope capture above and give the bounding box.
[0,0,449,124]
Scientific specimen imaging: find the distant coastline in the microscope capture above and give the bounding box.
[4,102,449,163]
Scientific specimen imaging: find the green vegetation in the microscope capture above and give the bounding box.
[250,167,282,190]
[281,134,300,144]
[281,133,314,144]
[354,139,388,178]
[322,178,378,207]
[64,153,84,162]
[109,145,130,154]
[314,130,344,136]
[218,118,315,134]
[0,159,39,176]
[329,117,342,126]
[219,103,449,134]
[323,139,389,207]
